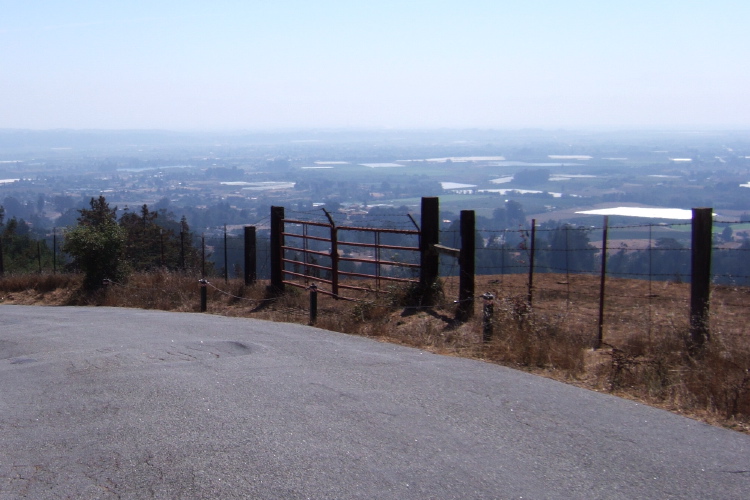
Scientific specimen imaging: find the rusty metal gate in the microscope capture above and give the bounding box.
[281,213,420,299]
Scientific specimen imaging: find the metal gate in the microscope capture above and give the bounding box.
[281,213,420,299]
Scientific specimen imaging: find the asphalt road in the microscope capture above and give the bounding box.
[1,305,748,499]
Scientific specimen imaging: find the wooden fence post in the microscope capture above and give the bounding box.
[270,206,285,294]
[322,209,339,297]
[690,207,713,350]
[420,197,440,304]
[244,226,257,285]
[457,210,476,321]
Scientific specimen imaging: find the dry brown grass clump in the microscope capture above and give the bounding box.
[570,325,750,432]
[99,272,200,311]
[0,273,81,304]
[483,300,589,377]
[0,273,80,294]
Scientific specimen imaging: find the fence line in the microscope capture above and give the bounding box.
[2,200,749,346]
[5,213,748,288]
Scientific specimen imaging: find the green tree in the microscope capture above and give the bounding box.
[492,207,507,228]
[119,205,202,272]
[119,204,162,270]
[0,216,52,273]
[505,200,526,228]
[62,196,126,290]
[542,224,597,274]
[652,238,690,282]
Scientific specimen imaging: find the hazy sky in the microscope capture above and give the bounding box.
[2,1,748,130]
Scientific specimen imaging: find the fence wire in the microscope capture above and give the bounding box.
[2,214,748,344]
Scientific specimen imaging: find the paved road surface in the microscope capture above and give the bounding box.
[1,305,748,499]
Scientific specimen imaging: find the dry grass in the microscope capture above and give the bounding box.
[1,270,749,433]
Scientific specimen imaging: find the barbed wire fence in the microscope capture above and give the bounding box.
[2,204,748,346]
[465,215,749,345]
[199,207,748,346]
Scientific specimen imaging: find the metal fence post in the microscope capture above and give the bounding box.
[223,224,228,283]
[53,228,57,274]
[160,229,165,268]
[527,219,536,307]
[597,216,609,349]
[201,234,206,279]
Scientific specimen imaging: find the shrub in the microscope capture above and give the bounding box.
[62,196,127,291]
